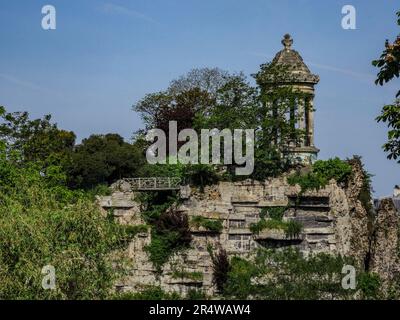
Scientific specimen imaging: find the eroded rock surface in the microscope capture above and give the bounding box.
[98,161,399,297]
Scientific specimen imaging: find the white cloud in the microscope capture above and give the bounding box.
[305,61,374,81]
[0,73,46,92]
[101,3,160,25]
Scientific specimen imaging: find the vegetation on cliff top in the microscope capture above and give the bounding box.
[287,157,352,194]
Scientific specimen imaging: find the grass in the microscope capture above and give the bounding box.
[250,219,302,239]
[172,270,203,281]
[191,215,223,233]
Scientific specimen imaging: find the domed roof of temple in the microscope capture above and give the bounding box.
[267,34,320,85]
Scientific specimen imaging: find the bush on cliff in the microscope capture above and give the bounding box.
[0,144,134,299]
[287,157,352,194]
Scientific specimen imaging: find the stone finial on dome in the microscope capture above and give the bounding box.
[282,34,293,50]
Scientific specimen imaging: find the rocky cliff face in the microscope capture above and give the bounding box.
[97,159,399,297]
[343,159,373,268]
[370,198,400,292]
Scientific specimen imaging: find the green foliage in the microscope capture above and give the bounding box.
[114,286,181,300]
[0,107,150,191]
[141,162,184,179]
[137,191,179,223]
[115,286,206,300]
[210,249,231,292]
[373,11,400,161]
[182,164,220,191]
[287,158,352,194]
[144,207,192,272]
[172,270,203,281]
[358,272,382,300]
[285,220,303,239]
[125,224,149,237]
[134,64,310,182]
[202,219,223,233]
[223,257,259,299]
[193,73,258,132]
[352,156,374,218]
[85,184,112,201]
[134,68,230,132]
[186,289,207,300]
[249,219,302,239]
[251,206,301,238]
[287,171,327,194]
[0,162,134,299]
[312,158,353,184]
[251,148,289,181]
[191,216,223,233]
[372,10,400,97]
[145,231,182,272]
[376,100,400,162]
[224,248,356,300]
[0,106,75,166]
[262,206,286,220]
[67,134,146,189]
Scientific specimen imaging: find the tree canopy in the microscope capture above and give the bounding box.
[373,10,400,162]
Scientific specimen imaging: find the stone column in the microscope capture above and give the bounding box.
[297,98,306,146]
[307,98,315,146]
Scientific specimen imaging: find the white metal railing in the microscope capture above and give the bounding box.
[120,177,182,191]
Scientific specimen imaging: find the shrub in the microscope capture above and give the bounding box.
[0,164,134,299]
[285,220,303,239]
[202,219,223,232]
[186,289,207,300]
[288,158,352,194]
[250,218,302,238]
[191,216,223,233]
[358,272,382,300]
[172,270,203,281]
[146,209,192,271]
[312,158,352,184]
[114,286,181,300]
[138,191,179,223]
[224,248,357,300]
[264,206,286,220]
[210,249,231,292]
[183,164,220,191]
[224,257,259,299]
[125,224,149,237]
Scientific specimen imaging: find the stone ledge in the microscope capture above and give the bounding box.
[253,229,303,241]
[303,227,335,235]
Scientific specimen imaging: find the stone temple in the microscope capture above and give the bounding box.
[97,35,399,297]
[263,33,320,165]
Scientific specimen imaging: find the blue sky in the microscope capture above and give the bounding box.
[0,0,399,196]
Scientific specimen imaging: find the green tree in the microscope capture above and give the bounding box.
[200,64,306,179]
[373,11,400,162]
[0,144,134,299]
[372,10,400,98]
[134,64,310,182]
[224,248,357,300]
[376,100,400,162]
[68,134,146,189]
[134,68,232,134]
[0,106,75,166]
